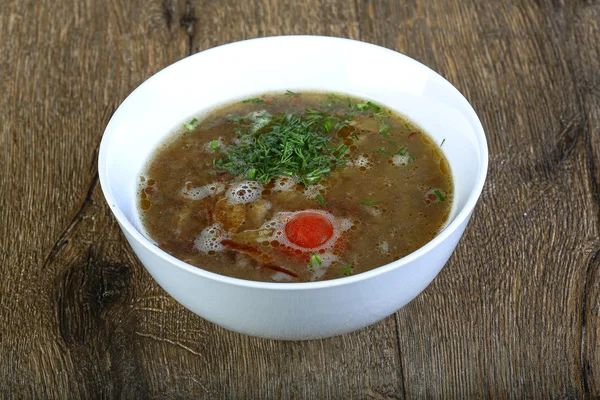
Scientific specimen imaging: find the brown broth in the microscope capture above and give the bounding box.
[138,92,453,282]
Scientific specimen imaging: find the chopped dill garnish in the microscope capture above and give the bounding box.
[348,100,391,137]
[309,253,322,269]
[242,98,265,104]
[215,95,397,184]
[433,189,445,202]
[183,118,199,131]
[341,264,353,276]
[215,108,350,185]
[315,194,327,205]
[361,199,379,206]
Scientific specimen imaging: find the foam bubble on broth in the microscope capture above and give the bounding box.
[302,183,327,199]
[377,240,389,255]
[392,154,410,166]
[181,182,225,200]
[365,206,383,217]
[348,154,373,171]
[271,271,293,282]
[225,180,263,204]
[195,223,229,253]
[272,176,297,192]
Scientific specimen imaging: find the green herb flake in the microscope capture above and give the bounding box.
[315,194,327,205]
[342,264,354,276]
[399,147,408,156]
[210,140,219,151]
[367,101,381,112]
[310,253,322,269]
[433,189,445,202]
[320,93,342,108]
[441,138,446,147]
[183,118,199,131]
[379,123,391,137]
[242,97,265,104]
[408,155,416,164]
[361,199,380,206]
[285,90,297,96]
[247,168,257,179]
[404,123,410,131]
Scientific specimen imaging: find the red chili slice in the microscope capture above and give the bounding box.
[284,212,334,249]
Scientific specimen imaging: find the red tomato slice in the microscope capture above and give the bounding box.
[284,212,334,249]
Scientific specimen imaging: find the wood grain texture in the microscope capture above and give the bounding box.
[357,0,600,397]
[0,0,598,398]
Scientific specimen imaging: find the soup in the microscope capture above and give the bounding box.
[138,92,453,282]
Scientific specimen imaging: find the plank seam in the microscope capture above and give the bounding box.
[580,246,599,399]
[394,315,407,399]
[180,0,197,56]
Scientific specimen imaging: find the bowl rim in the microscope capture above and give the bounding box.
[98,35,489,291]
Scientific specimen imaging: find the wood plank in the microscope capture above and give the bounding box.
[190,0,361,52]
[570,2,600,396]
[358,0,600,397]
[0,0,186,397]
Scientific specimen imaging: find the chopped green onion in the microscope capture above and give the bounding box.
[183,118,199,131]
[242,98,265,104]
[367,101,381,112]
[215,108,349,185]
[361,199,379,206]
[315,194,327,205]
[215,95,396,185]
[433,189,445,202]
[310,253,322,268]
[341,264,353,276]
[247,168,256,179]
[210,140,219,151]
[379,123,391,137]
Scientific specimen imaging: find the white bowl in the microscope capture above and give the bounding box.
[99,36,488,340]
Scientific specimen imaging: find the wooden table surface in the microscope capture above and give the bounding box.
[1,0,599,398]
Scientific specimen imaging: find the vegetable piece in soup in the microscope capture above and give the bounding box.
[138,92,453,282]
